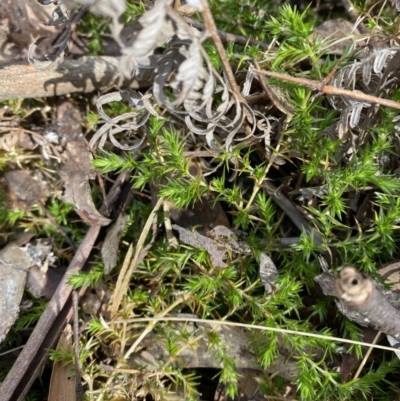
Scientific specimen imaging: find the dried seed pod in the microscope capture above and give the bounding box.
[335,267,400,340]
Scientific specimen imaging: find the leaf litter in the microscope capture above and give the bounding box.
[3,0,400,400]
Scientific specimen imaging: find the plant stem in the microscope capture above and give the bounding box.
[199,0,243,100]
[254,69,400,111]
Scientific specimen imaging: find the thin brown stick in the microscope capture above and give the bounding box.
[72,291,84,401]
[199,0,243,100]
[253,69,400,111]
[253,59,294,119]
[0,225,101,401]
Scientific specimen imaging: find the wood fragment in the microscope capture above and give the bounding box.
[254,69,400,112]
[47,325,76,401]
[0,56,155,101]
[335,267,400,340]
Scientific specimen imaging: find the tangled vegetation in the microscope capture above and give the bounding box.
[2,0,400,400]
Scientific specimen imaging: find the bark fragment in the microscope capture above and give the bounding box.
[335,267,400,340]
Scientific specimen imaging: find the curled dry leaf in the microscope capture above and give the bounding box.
[85,0,278,154]
[58,102,111,226]
[28,0,71,69]
[328,46,400,144]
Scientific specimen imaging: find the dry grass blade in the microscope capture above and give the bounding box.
[116,317,400,353]
[110,197,163,316]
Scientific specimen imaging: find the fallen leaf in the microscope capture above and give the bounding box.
[58,102,111,226]
[258,252,278,294]
[101,213,129,274]
[0,129,35,151]
[172,224,228,267]
[0,243,36,343]
[3,169,50,211]
[48,324,76,401]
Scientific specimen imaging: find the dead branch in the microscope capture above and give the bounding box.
[0,56,155,101]
[335,267,400,339]
[199,0,243,100]
[254,69,400,111]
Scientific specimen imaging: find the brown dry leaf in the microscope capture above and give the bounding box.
[0,129,36,150]
[26,265,66,299]
[48,324,76,401]
[60,140,101,224]
[3,169,50,211]
[60,160,111,226]
[101,213,129,274]
[58,102,111,226]
[258,252,278,294]
[0,243,36,343]
[172,224,228,267]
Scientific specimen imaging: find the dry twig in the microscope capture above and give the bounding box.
[254,69,400,111]
[335,267,400,339]
[199,0,243,99]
